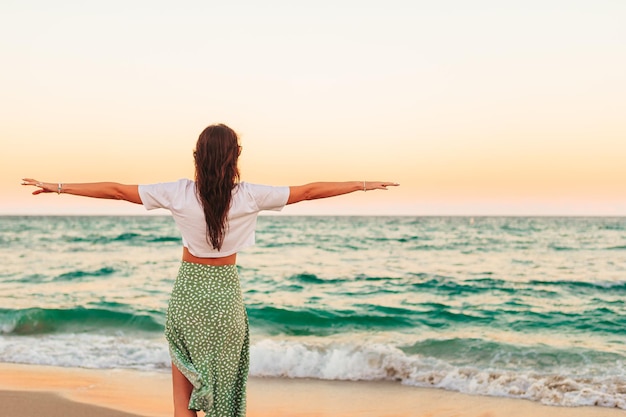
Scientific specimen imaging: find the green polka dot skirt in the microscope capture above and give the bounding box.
[166,262,249,416]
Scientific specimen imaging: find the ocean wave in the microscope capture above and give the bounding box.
[288,273,395,285]
[549,244,576,251]
[4,267,120,284]
[247,306,412,335]
[249,339,626,409]
[411,276,513,296]
[58,232,181,245]
[406,274,626,299]
[529,279,626,294]
[248,290,626,336]
[0,307,164,335]
[367,235,427,243]
[0,333,170,370]
[599,222,626,231]
[400,337,625,369]
[55,266,116,281]
[291,273,346,284]
[1,332,624,409]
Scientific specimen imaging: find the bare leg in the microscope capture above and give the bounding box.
[172,362,197,417]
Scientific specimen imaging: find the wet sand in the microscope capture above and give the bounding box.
[1,362,623,417]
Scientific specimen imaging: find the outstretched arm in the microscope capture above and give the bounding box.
[21,179,142,204]
[287,181,399,205]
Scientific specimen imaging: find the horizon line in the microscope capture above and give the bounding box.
[1,213,625,218]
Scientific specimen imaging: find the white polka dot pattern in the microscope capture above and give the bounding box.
[166,262,249,416]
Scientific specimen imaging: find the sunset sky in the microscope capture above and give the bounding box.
[2,1,625,215]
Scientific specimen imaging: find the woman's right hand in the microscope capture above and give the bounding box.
[287,181,399,204]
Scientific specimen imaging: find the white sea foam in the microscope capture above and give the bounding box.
[249,339,626,409]
[0,321,16,335]
[1,334,624,409]
[0,333,171,371]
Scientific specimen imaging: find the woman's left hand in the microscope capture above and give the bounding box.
[21,178,55,195]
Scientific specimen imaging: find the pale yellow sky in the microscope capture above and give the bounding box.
[1,1,625,215]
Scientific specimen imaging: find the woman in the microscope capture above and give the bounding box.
[22,123,398,417]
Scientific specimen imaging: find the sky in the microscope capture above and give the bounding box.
[1,0,625,215]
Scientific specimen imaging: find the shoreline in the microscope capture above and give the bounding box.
[1,362,623,417]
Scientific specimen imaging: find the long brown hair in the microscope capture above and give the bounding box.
[194,124,241,251]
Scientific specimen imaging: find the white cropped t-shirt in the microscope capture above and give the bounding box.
[138,179,290,257]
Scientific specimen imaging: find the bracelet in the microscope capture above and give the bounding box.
[57,183,63,195]
[363,181,366,192]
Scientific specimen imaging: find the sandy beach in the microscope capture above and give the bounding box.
[1,362,623,417]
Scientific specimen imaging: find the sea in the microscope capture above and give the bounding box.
[1,215,625,409]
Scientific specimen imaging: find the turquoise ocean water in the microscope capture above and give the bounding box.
[1,216,625,409]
